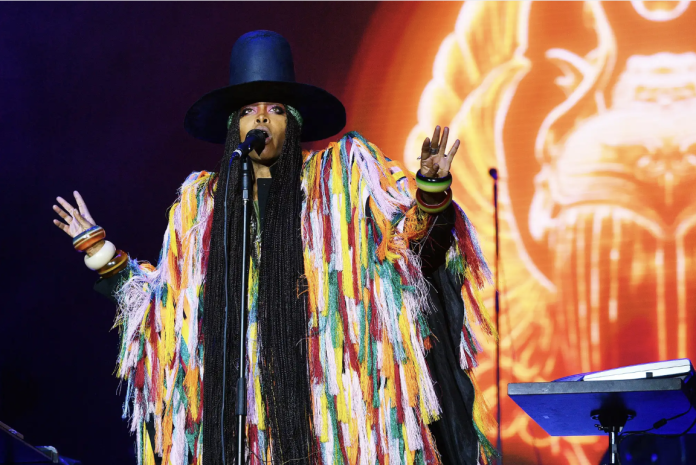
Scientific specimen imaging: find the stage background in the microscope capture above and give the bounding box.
[3,2,696,464]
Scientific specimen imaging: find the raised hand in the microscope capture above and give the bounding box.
[53,191,103,254]
[420,125,460,178]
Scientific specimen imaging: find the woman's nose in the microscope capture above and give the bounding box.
[255,114,269,123]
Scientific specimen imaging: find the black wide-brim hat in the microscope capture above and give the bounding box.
[184,30,346,143]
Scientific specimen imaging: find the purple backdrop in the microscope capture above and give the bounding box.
[0,3,378,463]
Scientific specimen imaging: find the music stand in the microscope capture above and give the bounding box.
[0,426,53,464]
[508,377,696,464]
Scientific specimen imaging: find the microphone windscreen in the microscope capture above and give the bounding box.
[246,129,267,155]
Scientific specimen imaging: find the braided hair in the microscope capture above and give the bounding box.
[202,110,314,465]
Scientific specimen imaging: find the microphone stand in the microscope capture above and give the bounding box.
[235,152,252,465]
[222,130,264,465]
[489,168,502,463]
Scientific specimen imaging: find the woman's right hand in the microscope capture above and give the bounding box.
[53,191,104,255]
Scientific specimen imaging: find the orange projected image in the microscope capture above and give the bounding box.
[344,2,696,464]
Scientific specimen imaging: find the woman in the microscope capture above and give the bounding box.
[52,31,495,465]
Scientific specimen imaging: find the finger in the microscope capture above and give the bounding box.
[447,139,460,160]
[431,126,441,151]
[56,196,77,217]
[53,219,72,235]
[72,209,92,229]
[439,127,450,156]
[421,137,432,161]
[73,191,95,223]
[53,204,72,223]
[440,139,460,175]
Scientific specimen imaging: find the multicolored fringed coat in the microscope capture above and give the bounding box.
[113,134,496,465]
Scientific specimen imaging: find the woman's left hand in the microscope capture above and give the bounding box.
[420,125,459,178]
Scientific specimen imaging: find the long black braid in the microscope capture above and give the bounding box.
[202,110,314,465]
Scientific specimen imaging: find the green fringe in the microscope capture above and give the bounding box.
[474,422,500,461]
[445,249,466,279]
[372,341,380,409]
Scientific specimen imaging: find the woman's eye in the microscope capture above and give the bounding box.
[271,106,285,114]
[241,108,253,115]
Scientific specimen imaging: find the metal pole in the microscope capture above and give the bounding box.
[489,168,502,463]
[236,153,252,465]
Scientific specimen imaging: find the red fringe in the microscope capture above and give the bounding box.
[394,363,404,424]
[375,420,385,465]
[464,282,493,336]
[200,210,214,272]
[310,331,323,382]
[247,424,259,465]
[135,358,145,390]
[453,211,486,288]
[420,417,437,464]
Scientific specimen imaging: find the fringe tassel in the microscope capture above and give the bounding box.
[114,171,213,465]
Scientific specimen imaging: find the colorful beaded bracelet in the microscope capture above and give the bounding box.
[73,226,106,252]
[416,188,453,214]
[415,170,452,193]
[98,249,129,278]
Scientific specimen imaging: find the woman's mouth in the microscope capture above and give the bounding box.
[255,126,272,144]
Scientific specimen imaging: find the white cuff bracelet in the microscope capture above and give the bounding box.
[84,240,116,270]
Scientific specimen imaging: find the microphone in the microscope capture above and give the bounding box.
[489,168,498,180]
[233,129,267,158]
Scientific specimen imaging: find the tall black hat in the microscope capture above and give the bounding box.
[184,30,346,143]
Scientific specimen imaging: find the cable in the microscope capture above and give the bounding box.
[619,404,694,443]
[613,404,695,465]
[640,411,696,439]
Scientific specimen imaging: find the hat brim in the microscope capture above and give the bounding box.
[184,80,346,143]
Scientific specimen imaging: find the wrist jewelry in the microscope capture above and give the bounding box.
[84,240,116,270]
[415,170,452,193]
[73,226,106,252]
[416,188,453,214]
[98,249,129,278]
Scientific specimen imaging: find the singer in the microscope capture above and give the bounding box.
[51,31,496,465]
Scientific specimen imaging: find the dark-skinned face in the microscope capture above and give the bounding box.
[238,102,287,166]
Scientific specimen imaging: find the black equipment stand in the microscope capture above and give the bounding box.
[509,377,696,464]
[235,153,252,465]
[488,167,502,462]
[591,409,634,464]
[1,424,55,464]
[222,130,265,465]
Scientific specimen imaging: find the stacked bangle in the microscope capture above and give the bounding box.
[73,226,106,252]
[416,170,452,193]
[416,188,453,214]
[84,240,116,270]
[75,225,129,277]
[97,249,129,278]
[415,170,453,214]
